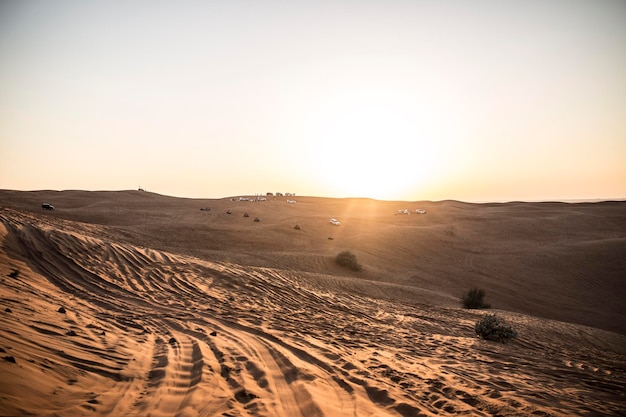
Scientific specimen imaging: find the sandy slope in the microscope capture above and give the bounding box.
[1,190,625,416]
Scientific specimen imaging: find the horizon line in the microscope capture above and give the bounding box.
[2,188,625,205]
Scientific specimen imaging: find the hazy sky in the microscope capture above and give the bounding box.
[1,0,625,201]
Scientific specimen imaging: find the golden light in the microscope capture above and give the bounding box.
[301,85,445,200]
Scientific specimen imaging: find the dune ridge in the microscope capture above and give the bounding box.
[1,191,626,416]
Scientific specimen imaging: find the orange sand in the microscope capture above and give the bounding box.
[1,190,625,416]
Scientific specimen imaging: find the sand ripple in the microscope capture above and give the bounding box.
[1,208,625,416]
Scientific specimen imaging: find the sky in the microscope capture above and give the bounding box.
[1,0,625,202]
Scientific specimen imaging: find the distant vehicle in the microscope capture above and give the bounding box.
[287,199,296,204]
[415,209,427,214]
[42,203,54,210]
[330,218,340,225]
[397,209,409,215]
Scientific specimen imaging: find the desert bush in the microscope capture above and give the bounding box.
[335,251,362,271]
[462,288,491,309]
[475,314,518,343]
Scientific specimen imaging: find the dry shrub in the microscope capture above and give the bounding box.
[475,314,518,343]
[462,288,491,309]
[335,251,362,271]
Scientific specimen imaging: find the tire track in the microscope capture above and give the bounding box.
[3,208,625,417]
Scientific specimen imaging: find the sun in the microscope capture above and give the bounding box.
[302,87,442,200]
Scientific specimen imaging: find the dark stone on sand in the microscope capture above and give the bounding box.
[66,330,77,336]
[5,308,12,313]
[57,306,66,314]
[168,337,177,345]
[4,356,16,363]
[210,331,217,336]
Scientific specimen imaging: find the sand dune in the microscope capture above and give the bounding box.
[1,190,625,416]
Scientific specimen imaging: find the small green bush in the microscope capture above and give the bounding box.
[335,251,362,271]
[475,314,518,343]
[462,288,491,309]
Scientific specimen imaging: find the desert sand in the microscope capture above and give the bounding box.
[1,190,625,417]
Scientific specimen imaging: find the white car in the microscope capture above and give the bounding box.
[330,218,340,225]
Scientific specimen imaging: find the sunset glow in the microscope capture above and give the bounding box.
[1,1,624,201]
